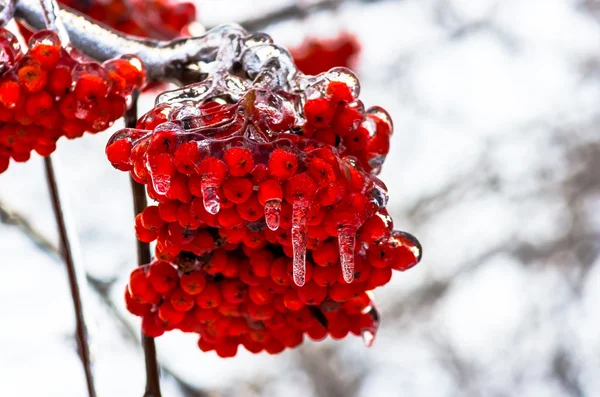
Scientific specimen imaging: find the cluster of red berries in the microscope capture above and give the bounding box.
[126,257,383,357]
[302,80,391,174]
[108,76,421,356]
[59,0,197,39]
[291,33,360,76]
[0,29,145,174]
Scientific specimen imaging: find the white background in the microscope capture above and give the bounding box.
[1,0,600,395]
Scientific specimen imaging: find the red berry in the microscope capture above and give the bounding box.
[18,65,47,93]
[30,44,61,70]
[258,178,283,205]
[268,149,297,180]
[0,81,21,109]
[174,141,201,174]
[106,139,132,167]
[326,81,354,104]
[180,271,206,295]
[170,288,195,312]
[220,279,248,304]
[223,147,254,176]
[283,289,304,311]
[147,261,178,293]
[195,284,222,309]
[196,157,228,185]
[158,301,185,325]
[297,281,327,305]
[203,248,228,274]
[304,98,335,128]
[222,176,253,203]
[142,314,165,337]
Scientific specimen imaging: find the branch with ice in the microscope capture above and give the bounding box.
[0,0,16,27]
[15,0,237,84]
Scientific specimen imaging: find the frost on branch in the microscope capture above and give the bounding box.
[106,25,421,357]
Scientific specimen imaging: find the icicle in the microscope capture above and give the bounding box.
[362,329,375,347]
[338,224,357,283]
[361,295,380,348]
[151,173,171,195]
[147,156,171,195]
[264,199,281,230]
[201,183,220,214]
[291,199,309,286]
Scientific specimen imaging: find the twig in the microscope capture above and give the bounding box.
[126,93,162,397]
[44,156,97,397]
[0,0,16,27]
[221,0,393,32]
[15,0,243,84]
[0,199,208,397]
[234,0,342,32]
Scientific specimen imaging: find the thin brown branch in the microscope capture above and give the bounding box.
[222,0,393,32]
[0,199,208,397]
[0,198,57,255]
[44,155,97,397]
[15,0,242,84]
[126,93,162,397]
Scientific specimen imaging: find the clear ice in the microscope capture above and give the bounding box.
[338,224,357,284]
[201,184,220,215]
[291,200,309,286]
[264,199,281,231]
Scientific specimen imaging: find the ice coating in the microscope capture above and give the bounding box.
[107,25,422,355]
[338,224,357,284]
[361,295,380,348]
[264,199,281,230]
[106,25,413,284]
[201,184,220,214]
[291,199,309,286]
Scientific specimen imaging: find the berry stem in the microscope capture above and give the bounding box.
[0,0,16,27]
[44,155,97,397]
[127,93,163,397]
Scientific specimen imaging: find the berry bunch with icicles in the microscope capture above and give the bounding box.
[106,24,422,357]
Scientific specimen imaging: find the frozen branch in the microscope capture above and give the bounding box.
[15,0,243,84]
[0,0,16,27]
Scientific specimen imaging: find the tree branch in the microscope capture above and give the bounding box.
[0,199,209,397]
[223,0,392,32]
[44,155,97,397]
[0,0,16,27]
[38,0,69,44]
[15,0,243,84]
[126,93,163,397]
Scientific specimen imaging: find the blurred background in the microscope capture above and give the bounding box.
[2,0,600,395]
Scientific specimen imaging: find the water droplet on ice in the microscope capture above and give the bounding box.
[362,329,375,347]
